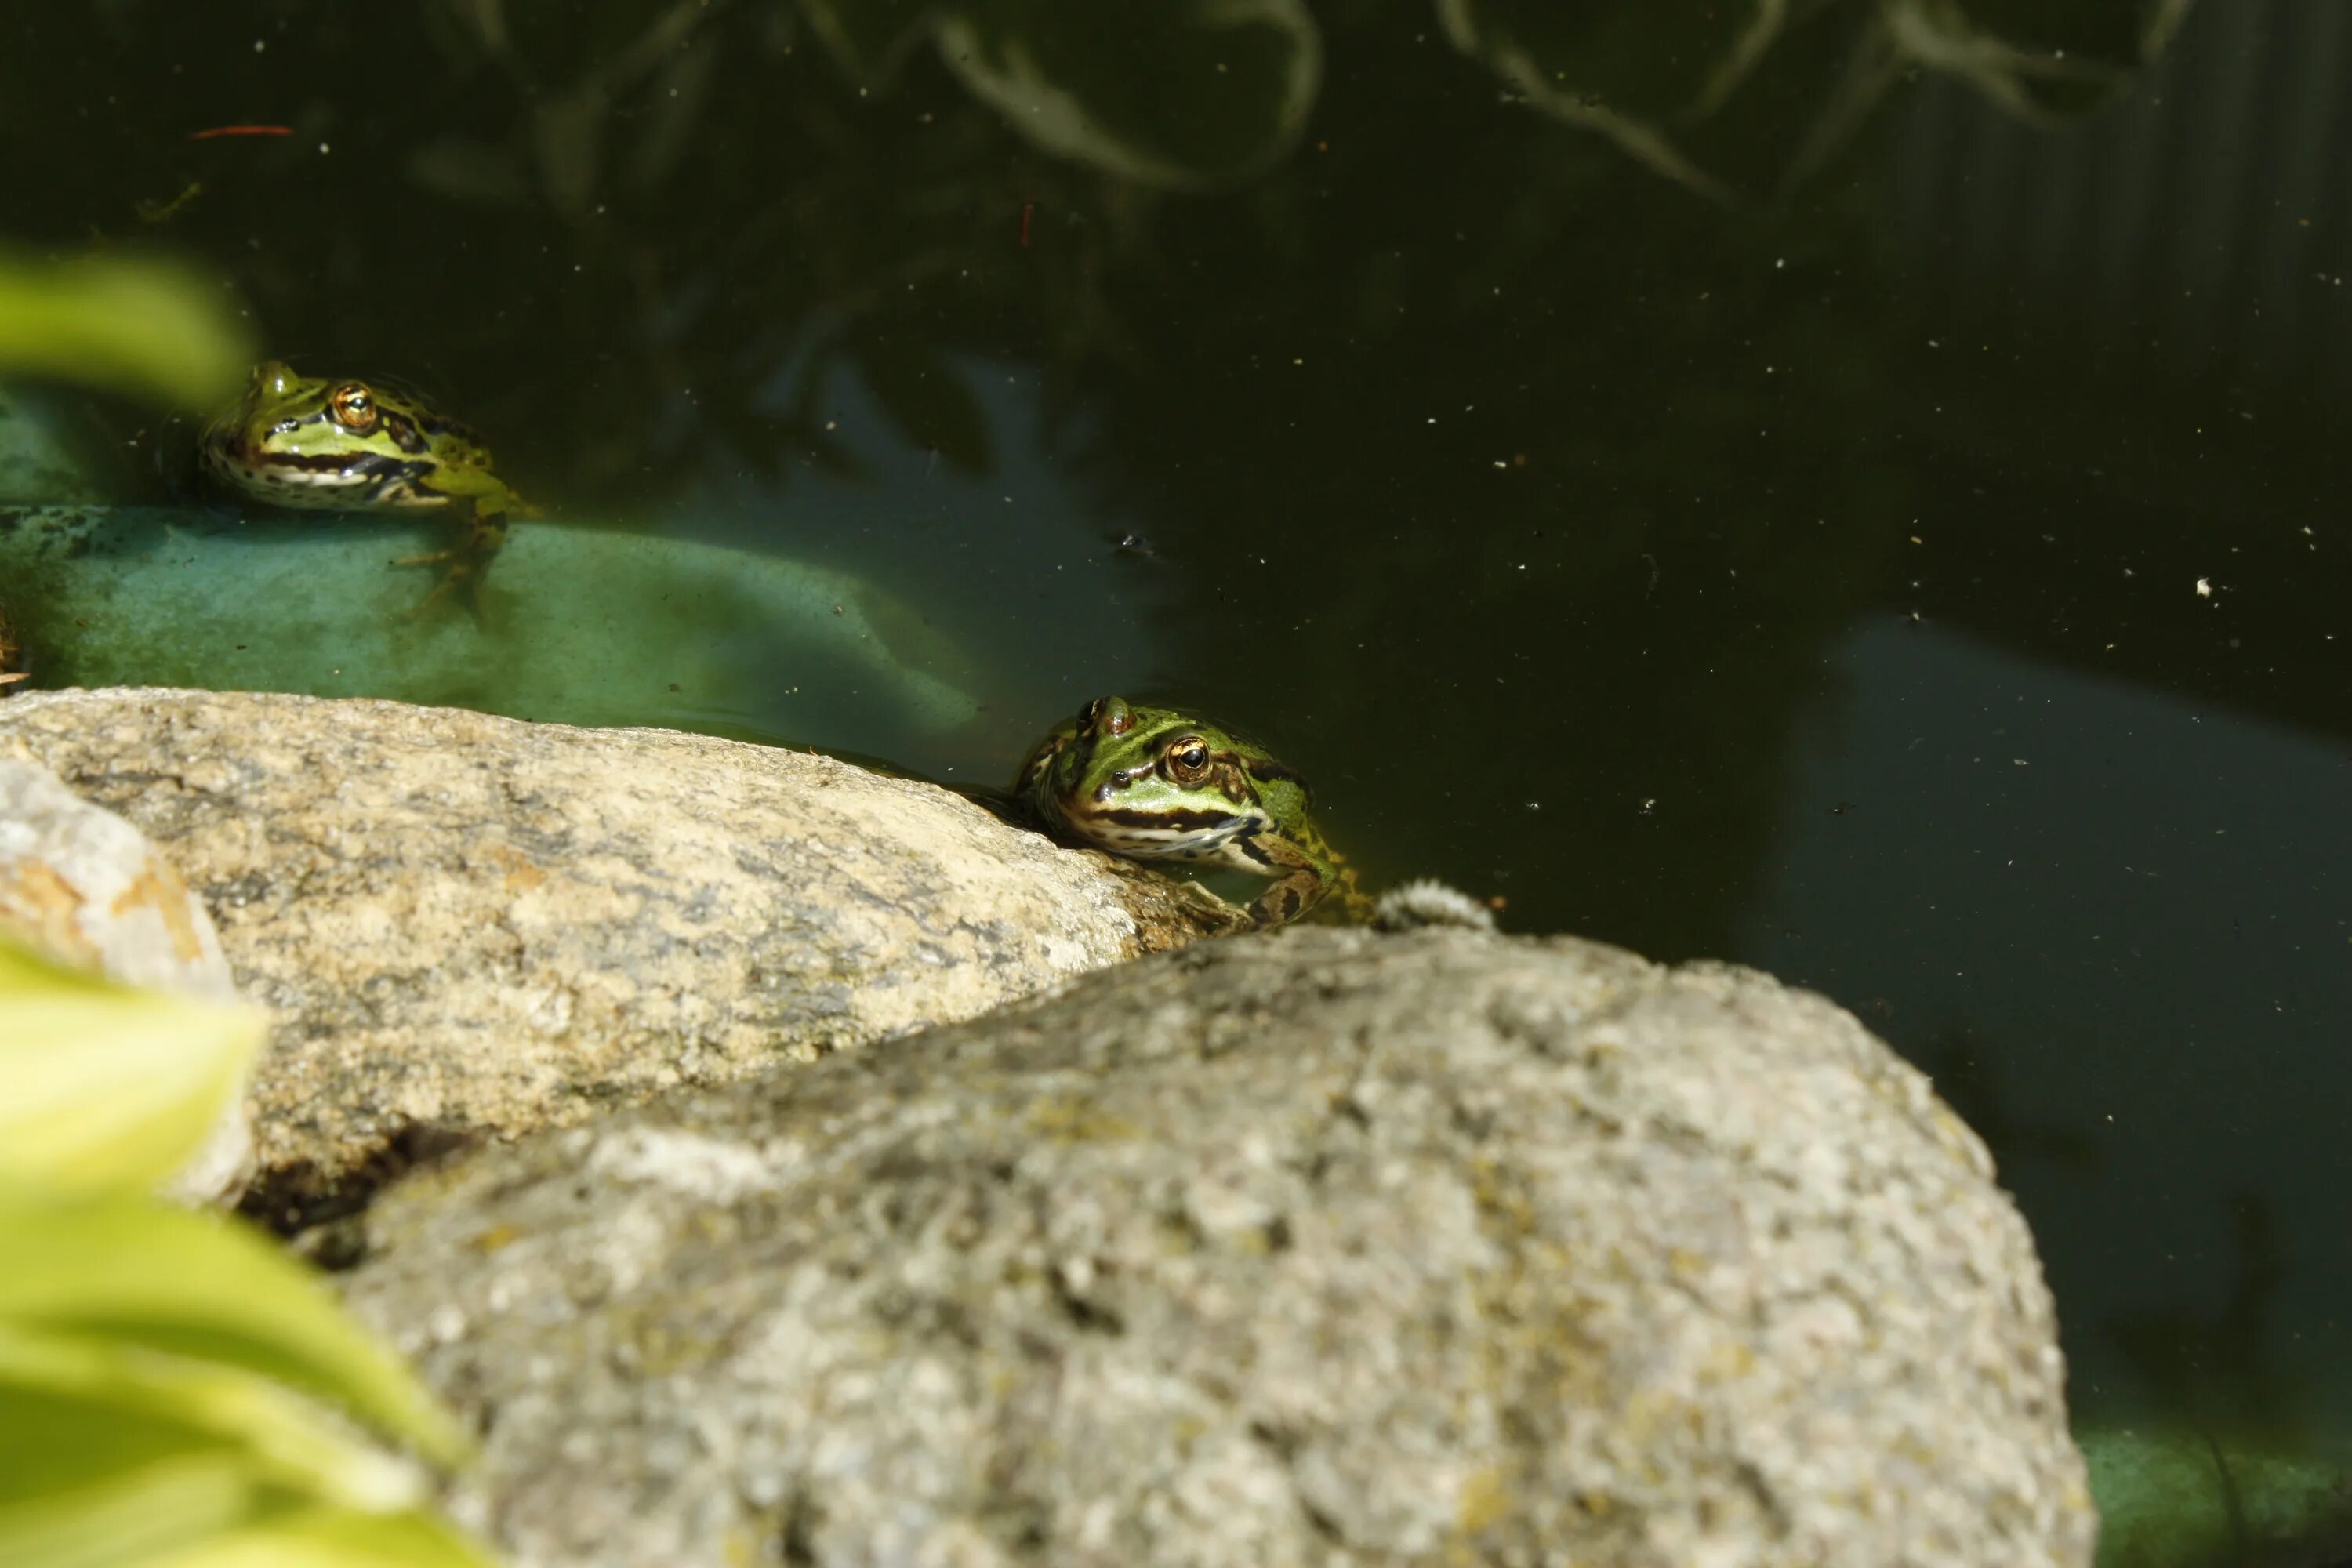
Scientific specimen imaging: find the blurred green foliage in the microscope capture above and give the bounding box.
[0,941,494,1568]
[0,253,252,416]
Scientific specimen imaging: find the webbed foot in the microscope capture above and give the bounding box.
[393,514,508,621]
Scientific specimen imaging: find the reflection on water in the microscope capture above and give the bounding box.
[3,0,2349,1553]
[692,348,1178,775]
[1745,619,2352,1434]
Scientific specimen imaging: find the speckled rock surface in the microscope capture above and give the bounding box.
[0,749,253,1203]
[341,927,2094,1568]
[0,688,1228,1218]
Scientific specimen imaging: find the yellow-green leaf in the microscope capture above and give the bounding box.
[0,1428,270,1568]
[0,250,254,416]
[0,1324,429,1515]
[143,1503,498,1568]
[0,1403,492,1568]
[0,1439,257,1568]
[0,941,266,1196]
[0,1198,468,1467]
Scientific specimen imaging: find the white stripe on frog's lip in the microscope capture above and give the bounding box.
[1062,800,1270,866]
[201,442,452,512]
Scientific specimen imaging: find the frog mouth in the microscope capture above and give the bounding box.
[201,439,449,510]
[1065,802,1257,859]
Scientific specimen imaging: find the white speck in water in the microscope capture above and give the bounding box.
[2195,577,2212,597]
[317,142,330,154]
[253,38,265,52]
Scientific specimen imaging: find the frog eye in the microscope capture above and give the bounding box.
[1082,696,1134,737]
[1164,735,1213,782]
[327,382,379,434]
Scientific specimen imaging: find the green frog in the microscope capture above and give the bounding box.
[198,361,532,602]
[1014,695,1369,927]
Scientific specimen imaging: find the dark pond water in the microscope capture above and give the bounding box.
[6,0,2349,1554]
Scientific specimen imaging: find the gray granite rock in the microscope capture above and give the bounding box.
[0,750,253,1203]
[341,927,2093,1568]
[0,688,1229,1219]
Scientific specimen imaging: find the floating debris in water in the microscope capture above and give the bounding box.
[1374,879,1498,934]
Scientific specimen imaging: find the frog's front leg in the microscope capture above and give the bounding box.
[1238,833,1341,927]
[1244,870,1326,927]
[395,509,510,618]
[1241,826,1375,927]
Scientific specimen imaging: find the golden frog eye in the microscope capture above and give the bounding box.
[1164,735,1212,783]
[327,382,379,434]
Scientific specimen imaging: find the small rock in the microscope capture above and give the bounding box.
[0,749,252,1203]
